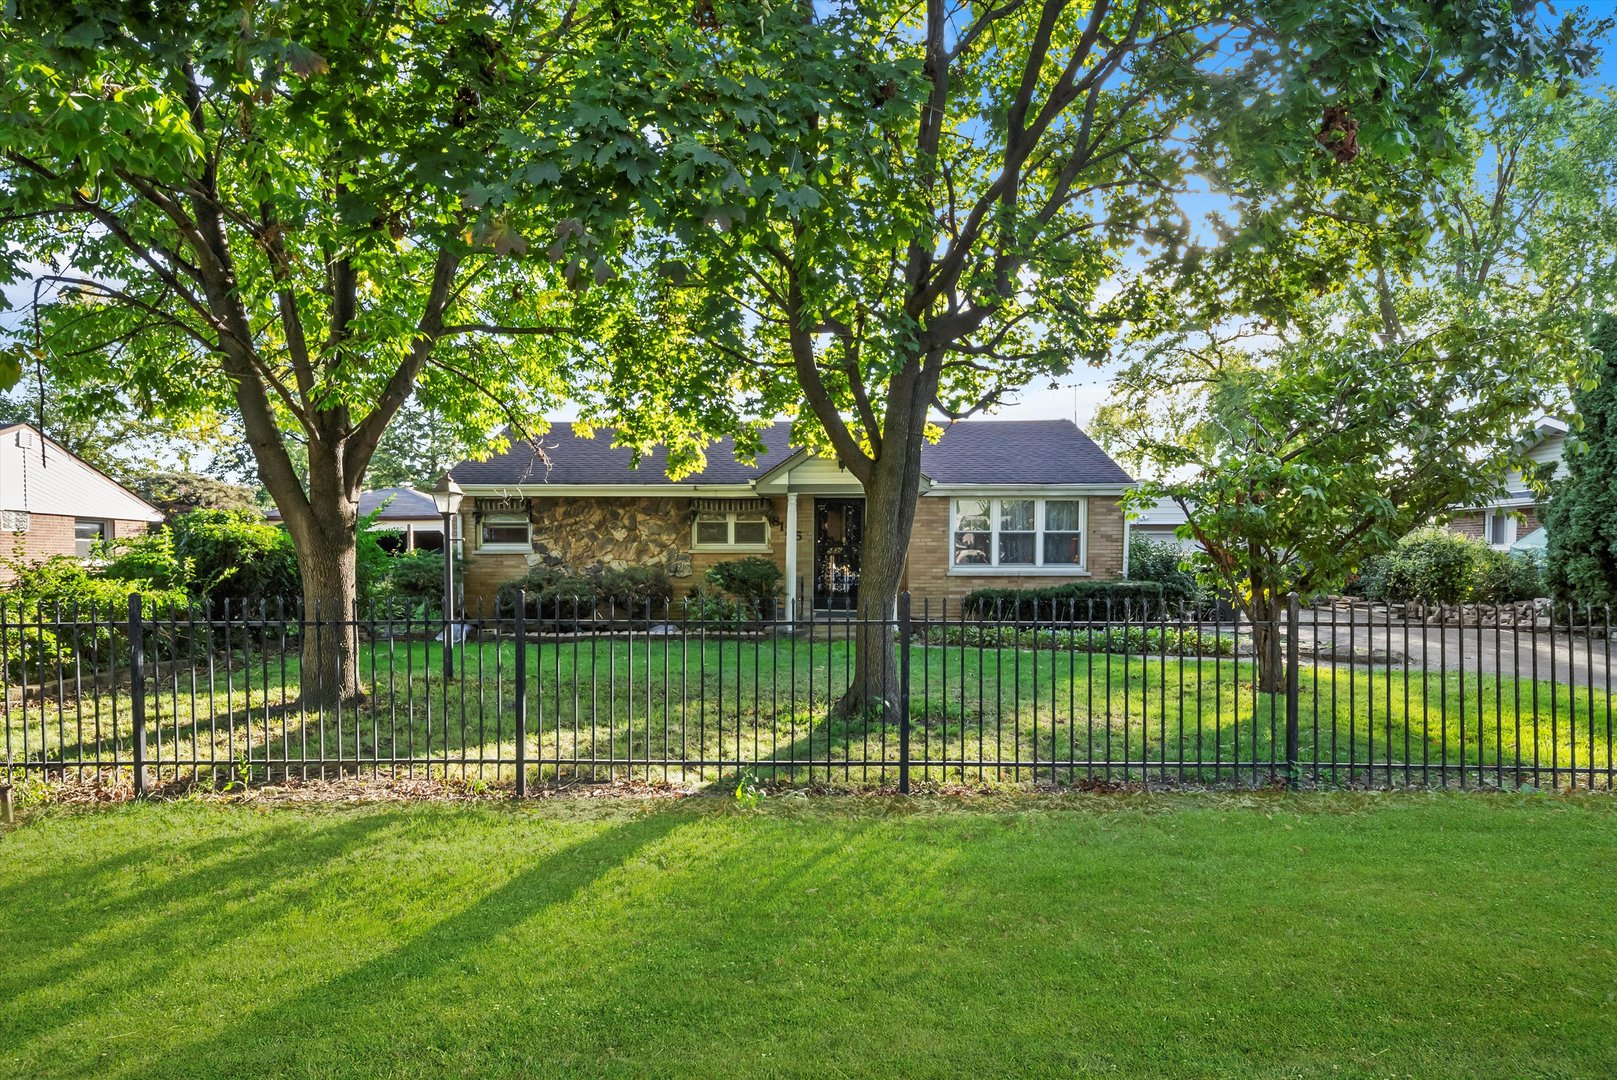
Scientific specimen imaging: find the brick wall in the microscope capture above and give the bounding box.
[1447,511,1487,541]
[0,513,155,581]
[900,494,1126,608]
[1446,506,1545,545]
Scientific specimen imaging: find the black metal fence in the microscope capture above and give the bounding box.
[2,592,1613,795]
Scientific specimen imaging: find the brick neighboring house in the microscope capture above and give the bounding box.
[0,423,163,579]
[1447,417,1568,550]
[449,419,1136,616]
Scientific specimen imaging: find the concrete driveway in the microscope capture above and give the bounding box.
[1295,608,1614,691]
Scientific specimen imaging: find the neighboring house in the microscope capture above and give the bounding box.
[0,423,163,578]
[265,485,453,553]
[1126,497,1199,556]
[448,419,1135,617]
[1447,416,1568,550]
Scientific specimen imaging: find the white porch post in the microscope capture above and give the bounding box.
[785,492,799,622]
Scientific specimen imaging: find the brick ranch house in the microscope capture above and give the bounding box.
[449,419,1137,617]
[0,423,163,580]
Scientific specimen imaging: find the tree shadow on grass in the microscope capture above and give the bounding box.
[0,809,402,1060]
[94,806,690,1080]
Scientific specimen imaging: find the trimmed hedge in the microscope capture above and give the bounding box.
[920,622,1238,657]
[960,580,1190,620]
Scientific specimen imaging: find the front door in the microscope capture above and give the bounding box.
[813,498,863,611]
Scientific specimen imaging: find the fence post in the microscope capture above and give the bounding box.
[1285,590,1301,790]
[128,592,147,798]
[898,591,912,795]
[514,590,527,799]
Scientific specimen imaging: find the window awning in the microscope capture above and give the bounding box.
[692,497,772,515]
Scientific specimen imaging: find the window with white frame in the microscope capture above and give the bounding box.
[480,513,531,551]
[692,512,770,551]
[1487,508,1515,548]
[74,519,107,558]
[951,497,1086,570]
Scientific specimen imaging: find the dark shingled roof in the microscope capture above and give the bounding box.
[449,419,1132,487]
[450,423,799,486]
[920,419,1133,485]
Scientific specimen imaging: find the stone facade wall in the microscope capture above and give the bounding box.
[0,513,154,582]
[459,491,1130,613]
[900,494,1126,608]
[459,495,788,611]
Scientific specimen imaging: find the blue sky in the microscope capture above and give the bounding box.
[992,14,1617,429]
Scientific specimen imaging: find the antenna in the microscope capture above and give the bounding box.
[30,278,47,467]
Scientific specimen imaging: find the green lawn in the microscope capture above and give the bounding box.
[1,795,1614,1078]
[5,636,1613,790]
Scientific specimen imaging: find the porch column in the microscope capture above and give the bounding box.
[785,492,799,622]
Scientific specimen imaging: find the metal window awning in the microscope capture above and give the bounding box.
[691,497,772,515]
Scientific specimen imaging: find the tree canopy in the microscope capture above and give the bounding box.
[0,1,711,701]
[597,0,1600,708]
[1094,85,1617,687]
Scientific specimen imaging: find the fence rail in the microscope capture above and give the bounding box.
[3,592,1613,795]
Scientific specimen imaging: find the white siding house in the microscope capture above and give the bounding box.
[0,423,163,576]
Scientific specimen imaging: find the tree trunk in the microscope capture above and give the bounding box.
[837,473,908,720]
[266,440,362,709]
[1248,587,1286,694]
[834,414,929,721]
[289,506,361,708]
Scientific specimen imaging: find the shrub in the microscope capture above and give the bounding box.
[1359,527,1545,605]
[597,565,674,613]
[101,508,409,611]
[1127,536,1198,593]
[164,509,301,607]
[1,554,187,617]
[101,528,188,592]
[704,556,784,613]
[961,580,1186,621]
[494,562,675,619]
[1471,547,1544,604]
[681,583,750,624]
[920,622,1238,657]
[494,567,597,619]
[368,549,466,616]
[1359,527,1474,605]
[0,554,191,676]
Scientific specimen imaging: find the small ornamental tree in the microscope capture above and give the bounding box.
[1105,86,1617,691]
[1544,317,1617,608]
[1132,330,1545,692]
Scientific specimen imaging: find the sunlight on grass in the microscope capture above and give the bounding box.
[5,636,1612,791]
[1,796,1614,1078]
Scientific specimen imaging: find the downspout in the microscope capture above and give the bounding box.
[1122,514,1131,579]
